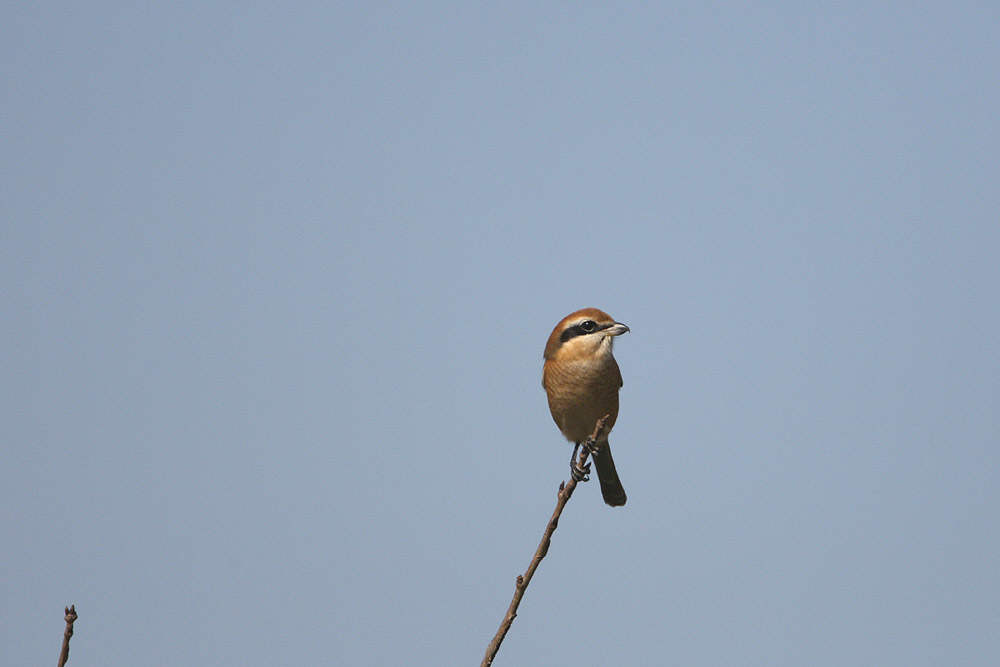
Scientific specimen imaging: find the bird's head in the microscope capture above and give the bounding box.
[543,308,630,361]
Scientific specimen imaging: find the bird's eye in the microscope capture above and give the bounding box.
[580,320,597,333]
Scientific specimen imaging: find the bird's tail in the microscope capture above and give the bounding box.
[593,441,627,507]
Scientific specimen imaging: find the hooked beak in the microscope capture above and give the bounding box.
[603,322,630,337]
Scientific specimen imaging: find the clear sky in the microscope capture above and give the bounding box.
[3,3,998,665]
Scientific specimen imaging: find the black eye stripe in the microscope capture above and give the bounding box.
[559,320,606,343]
[560,325,583,343]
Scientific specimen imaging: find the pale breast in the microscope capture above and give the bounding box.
[543,356,621,443]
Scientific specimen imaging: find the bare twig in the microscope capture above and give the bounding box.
[57,605,77,667]
[481,415,612,667]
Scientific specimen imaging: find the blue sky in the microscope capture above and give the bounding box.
[3,3,998,665]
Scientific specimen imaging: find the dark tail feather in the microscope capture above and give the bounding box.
[593,441,627,507]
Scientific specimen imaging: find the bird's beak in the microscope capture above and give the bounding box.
[604,322,630,337]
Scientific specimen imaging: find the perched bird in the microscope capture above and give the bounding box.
[542,308,630,506]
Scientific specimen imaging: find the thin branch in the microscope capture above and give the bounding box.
[57,605,77,667]
[481,415,612,667]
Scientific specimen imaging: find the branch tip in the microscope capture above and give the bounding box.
[58,604,78,667]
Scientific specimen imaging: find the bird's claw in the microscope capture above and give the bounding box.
[571,460,591,482]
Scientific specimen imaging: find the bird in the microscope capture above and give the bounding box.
[542,308,630,506]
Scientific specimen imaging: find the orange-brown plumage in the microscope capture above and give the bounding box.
[542,308,629,506]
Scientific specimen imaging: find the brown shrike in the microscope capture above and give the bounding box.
[543,308,630,506]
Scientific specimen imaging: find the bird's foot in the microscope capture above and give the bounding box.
[583,438,602,457]
[569,441,590,482]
